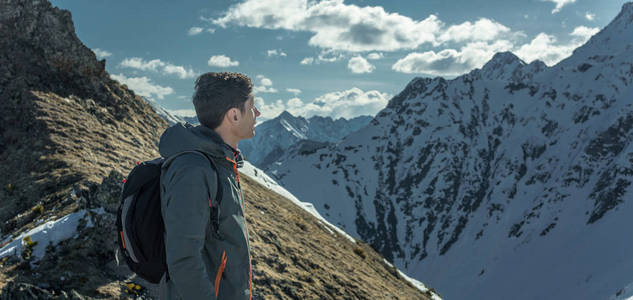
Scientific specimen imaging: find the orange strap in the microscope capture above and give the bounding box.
[120,231,126,249]
[215,251,227,298]
[225,157,240,183]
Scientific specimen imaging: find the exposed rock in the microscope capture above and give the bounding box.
[0,0,167,236]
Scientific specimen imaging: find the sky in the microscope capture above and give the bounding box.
[50,0,628,121]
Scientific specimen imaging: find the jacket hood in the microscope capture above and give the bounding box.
[159,123,238,160]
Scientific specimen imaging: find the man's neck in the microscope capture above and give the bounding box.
[214,126,239,150]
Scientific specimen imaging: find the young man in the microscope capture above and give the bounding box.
[157,72,260,299]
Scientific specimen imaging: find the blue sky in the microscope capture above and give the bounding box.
[50,0,627,121]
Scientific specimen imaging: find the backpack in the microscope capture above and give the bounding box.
[116,151,221,284]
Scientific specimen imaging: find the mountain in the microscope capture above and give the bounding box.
[239,111,372,168]
[0,0,437,299]
[0,0,168,235]
[180,115,200,125]
[143,97,186,125]
[267,3,633,300]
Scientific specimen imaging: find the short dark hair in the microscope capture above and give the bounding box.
[193,72,252,129]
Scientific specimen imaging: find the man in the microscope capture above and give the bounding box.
[158,72,260,299]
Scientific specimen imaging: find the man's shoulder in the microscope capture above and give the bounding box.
[163,152,216,176]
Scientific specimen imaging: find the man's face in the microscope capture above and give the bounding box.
[237,94,260,140]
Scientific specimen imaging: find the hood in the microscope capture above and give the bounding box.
[159,123,240,163]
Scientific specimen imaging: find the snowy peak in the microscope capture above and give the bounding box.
[561,2,633,64]
[619,2,633,25]
[238,111,371,168]
[278,110,296,120]
[481,52,524,71]
[143,97,186,125]
[478,52,528,81]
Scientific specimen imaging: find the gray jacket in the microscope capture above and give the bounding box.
[158,123,252,300]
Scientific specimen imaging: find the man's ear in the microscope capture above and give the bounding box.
[226,108,240,124]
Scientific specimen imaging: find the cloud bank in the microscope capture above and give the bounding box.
[208,55,240,67]
[111,73,174,100]
[255,87,390,120]
[119,57,197,79]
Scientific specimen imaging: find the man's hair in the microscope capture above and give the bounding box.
[193,72,253,129]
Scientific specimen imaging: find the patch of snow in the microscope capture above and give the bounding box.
[383,258,442,299]
[239,161,356,243]
[0,210,92,261]
[610,281,633,300]
[90,207,106,215]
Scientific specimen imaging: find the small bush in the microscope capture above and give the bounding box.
[353,247,366,259]
[32,204,44,215]
[21,236,38,261]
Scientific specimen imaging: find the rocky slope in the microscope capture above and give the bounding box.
[0,0,167,240]
[268,3,633,300]
[0,0,435,299]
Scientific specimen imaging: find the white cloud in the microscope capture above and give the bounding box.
[585,12,595,21]
[213,0,442,52]
[168,109,197,117]
[317,50,344,62]
[292,88,390,119]
[208,55,239,67]
[255,97,286,120]
[570,26,600,41]
[188,27,204,36]
[93,48,112,59]
[367,52,383,60]
[438,18,510,44]
[119,57,196,79]
[515,33,573,66]
[348,56,375,74]
[286,88,301,95]
[267,49,288,57]
[392,40,513,76]
[207,28,216,33]
[120,57,165,71]
[111,73,174,100]
[545,0,576,14]
[163,64,197,79]
[287,97,303,108]
[515,27,598,66]
[300,57,314,65]
[255,88,390,119]
[254,75,278,93]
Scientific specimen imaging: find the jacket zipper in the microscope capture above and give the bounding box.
[215,251,227,298]
[225,155,252,300]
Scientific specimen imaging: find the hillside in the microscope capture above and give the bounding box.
[0,0,167,238]
[0,0,436,298]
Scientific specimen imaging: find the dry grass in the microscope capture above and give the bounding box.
[241,174,430,299]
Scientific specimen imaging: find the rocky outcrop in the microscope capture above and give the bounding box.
[0,0,167,236]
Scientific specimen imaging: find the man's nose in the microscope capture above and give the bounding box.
[255,107,261,117]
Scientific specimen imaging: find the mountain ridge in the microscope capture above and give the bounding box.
[268,3,633,299]
[239,110,372,168]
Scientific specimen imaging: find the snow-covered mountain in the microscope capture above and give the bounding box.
[239,111,371,168]
[142,97,186,125]
[267,3,633,300]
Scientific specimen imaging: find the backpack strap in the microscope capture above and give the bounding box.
[161,151,223,282]
[162,150,222,205]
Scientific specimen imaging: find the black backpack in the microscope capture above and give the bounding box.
[116,151,220,284]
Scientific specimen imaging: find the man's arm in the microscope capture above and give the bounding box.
[161,155,217,299]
